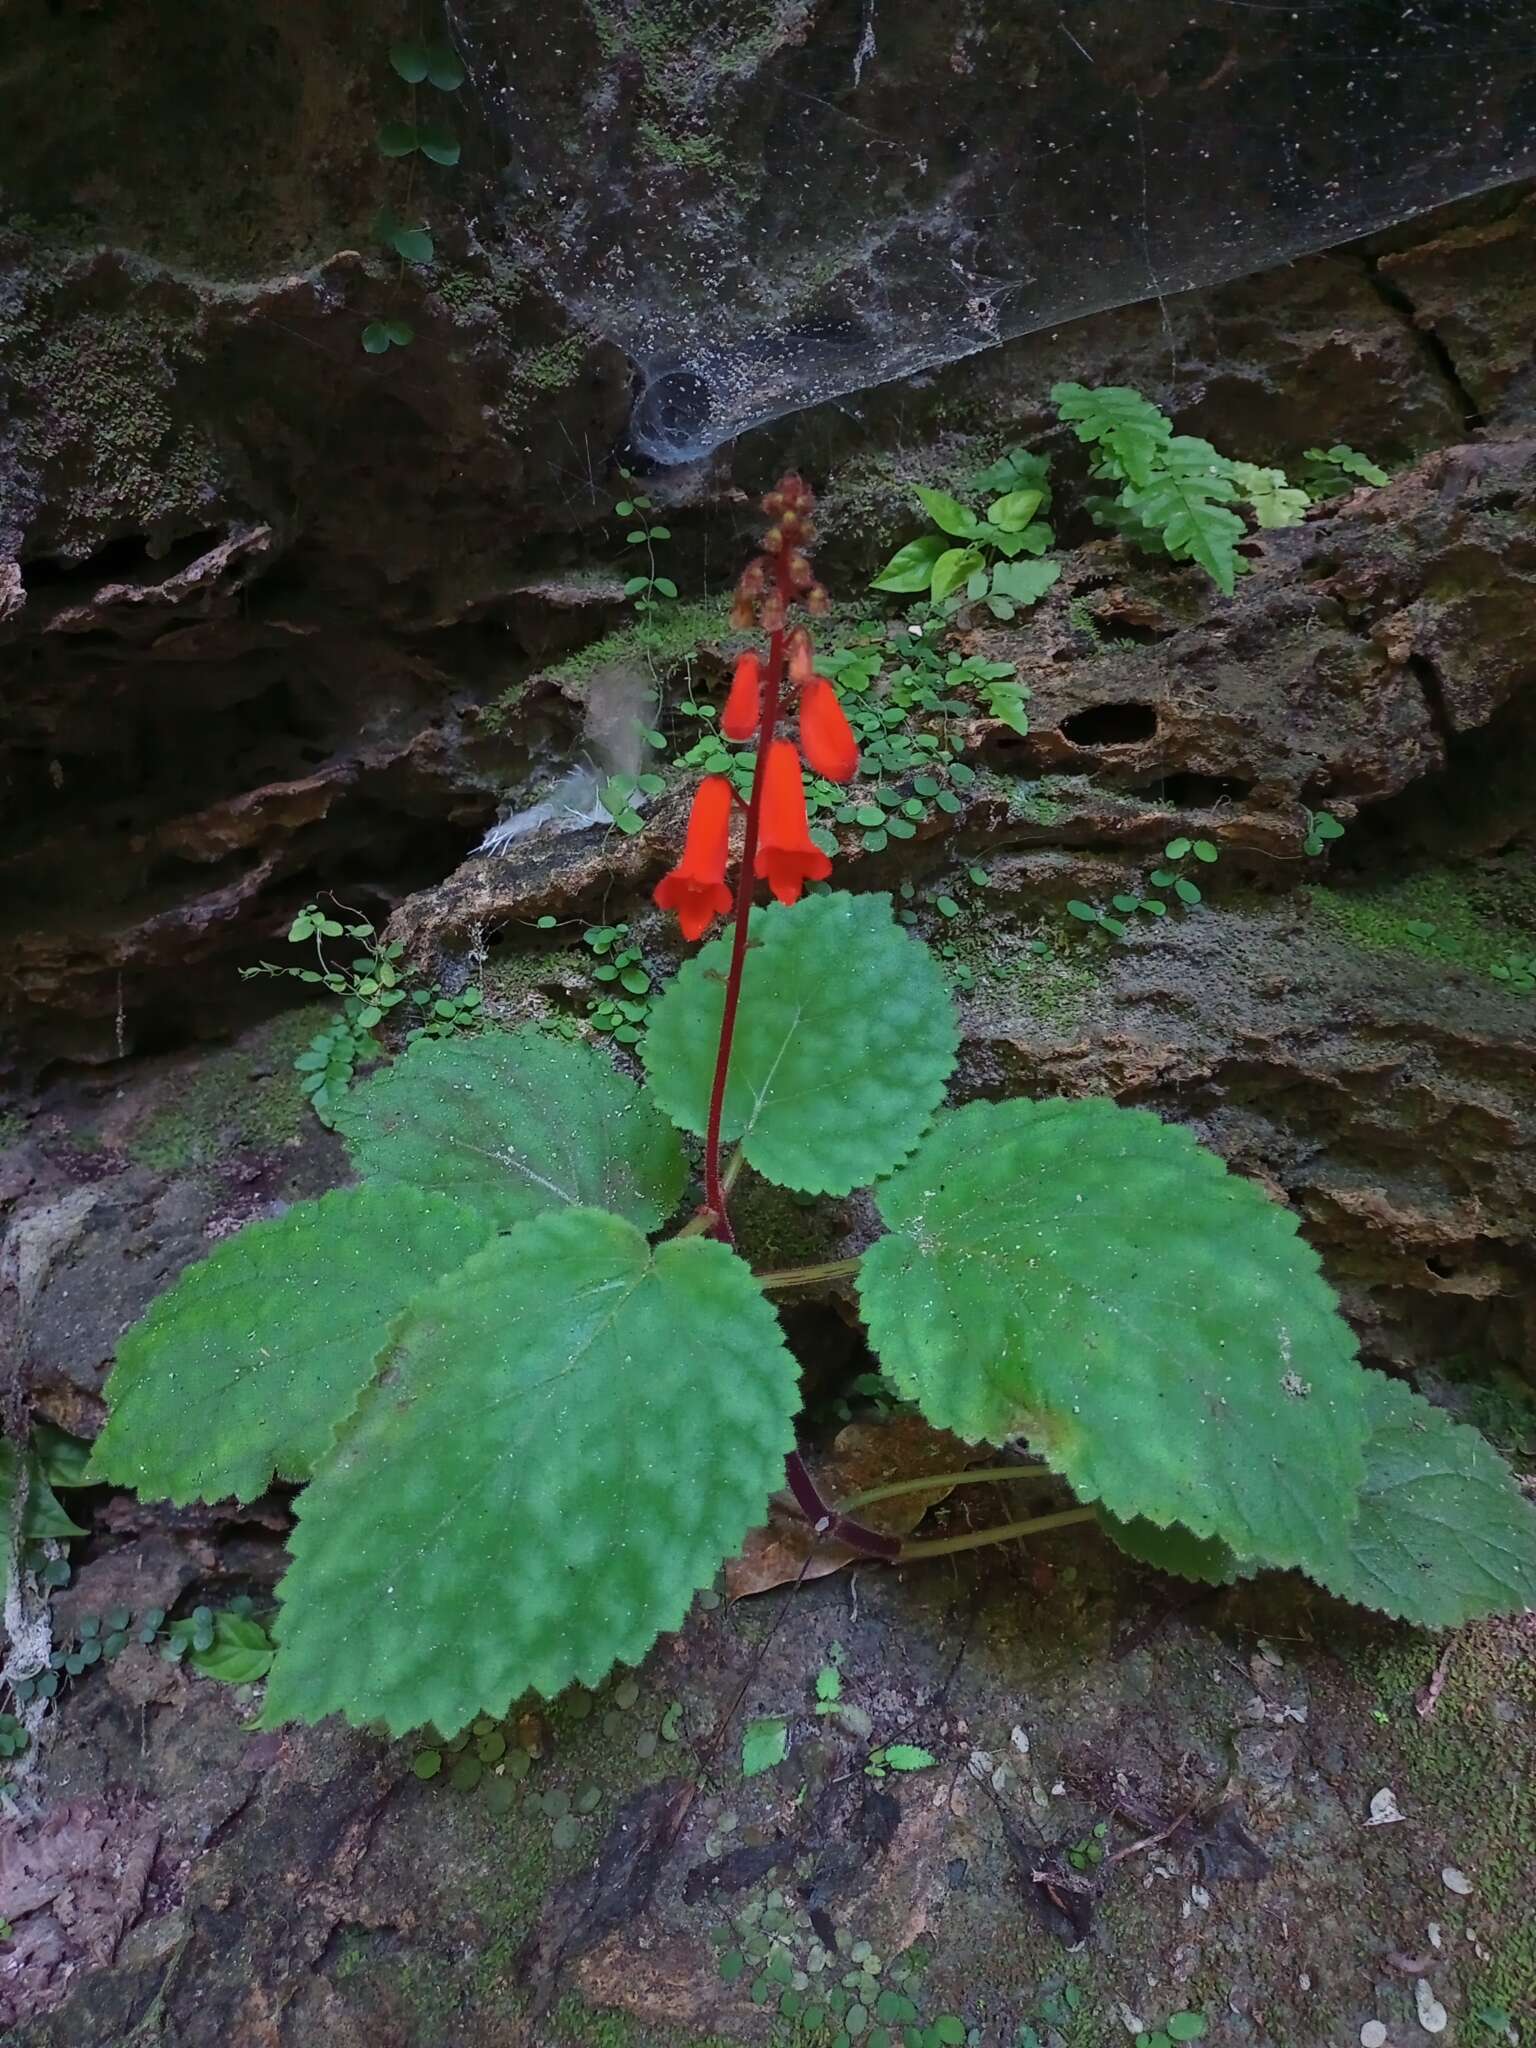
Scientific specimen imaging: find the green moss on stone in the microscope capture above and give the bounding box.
[124,1005,329,1171]
[490,600,736,722]
[1306,864,1536,978]
[16,301,221,554]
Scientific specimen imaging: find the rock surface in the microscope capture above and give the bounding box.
[2,11,1535,2044]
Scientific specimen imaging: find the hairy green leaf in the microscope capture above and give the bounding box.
[336,1028,687,1232]
[1306,1372,1536,1626]
[261,1210,799,1734]
[1052,382,1173,488]
[859,1098,1367,1574]
[912,486,979,539]
[1099,1511,1241,1586]
[870,533,948,592]
[90,1187,490,1504]
[643,892,957,1195]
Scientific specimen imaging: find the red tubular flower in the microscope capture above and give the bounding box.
[754,741,832,905]
[799,676,859,784]
[721,652,761,742]
[654,775,735,940]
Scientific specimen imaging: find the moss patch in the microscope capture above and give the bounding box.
[1306,862,1536,980]
[482,600,736,730]
[122,1006,329,1171]
[1356,1621,1536,2029]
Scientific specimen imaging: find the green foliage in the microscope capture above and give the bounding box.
[97,842,1536,1737]
[859,1098,1369,1576]
[1137,2014,1209,2047]
[742,1716,789,1777]
[1053,382,1172,487]
[1302,807,1346,857]
[261,1211,799,1734]
[361,317,415,353]
[0,1435,87,1592]
[871,473,1057,618]
[580,921,656,1041]
[1308,1371,1536,1626]
[1052,382,1328,594]
[616,471,678,623]
[89,1186,490,1503]
[335,1028,687,1233]
[242,900,482,1126]
[599,773,666,837]
[1117,438,1247,594]
[865,1743,937,1778]
[8,1597,273,1712]
[1064,814,1343,943]
[1099,1511,1241,1586]
[1302,443,1389,494]
[390,38,466,90]
[642,893,957,1195]
[186,1609,276,1683]
[367,24,463,348]
[1223,460,1310,529]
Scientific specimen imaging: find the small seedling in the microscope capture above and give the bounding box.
[1302,807,1346,856]
[1136,2013,1209,2046]
[366,23,465,347]
[1065,1819,1109,1872]
[864,1743,937,1779]
[616,471,678,624]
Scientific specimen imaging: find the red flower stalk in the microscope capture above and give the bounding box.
[721,652,762,742]
[799,676,859,784]
[652,775,735,940]
[755,740,832,904]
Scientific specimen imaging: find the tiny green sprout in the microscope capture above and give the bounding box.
[814,1665,842,1708]
[865,1743,937,1778]
[1303,808,1347,856]
[1164,837,1192,861]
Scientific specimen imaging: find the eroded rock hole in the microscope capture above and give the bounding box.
[1059,703,1159,748]
[1158,772,1256,807]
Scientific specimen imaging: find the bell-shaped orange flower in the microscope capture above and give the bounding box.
[721,652,762,742]
[754,741,832,905]
[799,677,859,784]
[654,776,735,940]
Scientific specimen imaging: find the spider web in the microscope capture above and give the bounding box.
[448,0,1536,462]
